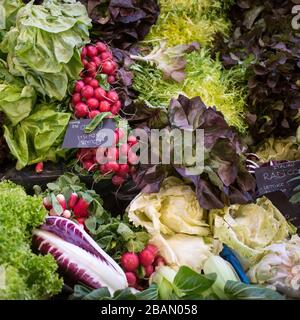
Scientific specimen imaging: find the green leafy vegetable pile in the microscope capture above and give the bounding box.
[215,0,300,142]
[79,0,159,50]
[0,180,62,299]
[71,265,284,300]
[146,0,235,47]
[131,48,247,131]
[132,95,256,210]
[0,0,91,100]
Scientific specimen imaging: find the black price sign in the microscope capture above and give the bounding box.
[62,119,115,149]
[255,160,300,230]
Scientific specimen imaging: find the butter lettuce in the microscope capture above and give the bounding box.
[0,0,91,100]
[127,177,209,237]
[127,177,215,271]
[3,103,71,170]
[210,197,296,269]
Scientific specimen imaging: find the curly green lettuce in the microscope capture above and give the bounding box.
[0,181,63,300]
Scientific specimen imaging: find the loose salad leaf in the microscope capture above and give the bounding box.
[0,0,23,32]
[79,0,159,49]
[0,112,8,164]
[210,197,296,269]
[130,42,199,82]
[0,0,91,100]
[0,181,62,300]
[224,281,284,300]
[3,103,71,170]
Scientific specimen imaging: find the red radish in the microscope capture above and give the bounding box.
[106,161,119,172]
[74,80,85,93]
[118,164,130,175]
[89,79,99,88]
[76,217,86,228]
[81,58,89,67]
[87,98,99,110]
[99,101,111,112]
[110,104,120,115]
[107,147,119,161]
[128,135,138,146]
[100,164,109,174]
[43,197,52,210]
[83,76,93,84]
[91,56,102,67]
[139,249,155,267]
[128,151,139,165]
[86,62,97,75]
[81,85,94,99]
[115,128,125,141]
[113,100,121,109]
[106,90,119,102]
[73,198,89,218]
[107,75,116,84]
[120,143,130,156]
[35,162,44,173]
[75,102,89,118]
[83,160,95,171]
[101,61,115,74]
[56,194,67,210]
[96,42,107,53]
[72,93,81,106]
[144,265,154,277]
[94,87,106,101]
[68,193,78,210]
[145,244,158,256]
[154,256,166,267]
[100,51,113,61]
[81,46,87,58]
[125,272,137,287]
[78,148,93,160]
[86,45,98,58]
[121,252,139,272]
[62,210,72,219]
[112,175,125,186]
[89,110,100,119]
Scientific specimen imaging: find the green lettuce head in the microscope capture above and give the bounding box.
[127,177,216,271]
[248,235,300,299]
[209,197,296,269]
[0,0,91,100]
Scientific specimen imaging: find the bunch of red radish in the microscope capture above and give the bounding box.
[120,244,166,289]
[43,192,89,228]
[76,128,139,186]
[72,42,121,119]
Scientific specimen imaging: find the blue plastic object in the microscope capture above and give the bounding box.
[220,245,250,284]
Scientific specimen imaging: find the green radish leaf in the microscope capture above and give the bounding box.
[96,74,110,91]
[83,287,111,300]
[224,281,285,300]
[136,284,159,300]
[50,193,63,215]
[289,192,300,204]
[84,112,112,134]
[174,266,216,294]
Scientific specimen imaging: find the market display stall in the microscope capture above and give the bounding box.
[0,0,300,301]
